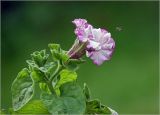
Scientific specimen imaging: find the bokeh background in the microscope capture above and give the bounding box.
[1,1,159,114]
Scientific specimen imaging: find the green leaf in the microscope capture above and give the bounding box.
[48,43,61,61]
[39,83,51,94]
[31,69,45,83]
[48,43,69,63]
[26,60,38,71]
[48,43,60,52]
[83,83,91,100]
[57,69,77,88]
[11,100,49,114]
[11,68,34,111]
[39,62,55,75]
[60,50,69,63]
[41,82,86,114]
[27,60,55,83]
[54,69,77,96]
[85,100,111,114]
[31,50,49,67]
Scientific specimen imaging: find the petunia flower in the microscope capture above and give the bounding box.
[68,18,115,65]
[86,28,115,65]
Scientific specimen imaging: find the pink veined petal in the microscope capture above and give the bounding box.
[102,42,115,50]
[74,28,83,36]
[104,32,111,38]
[108,37,115,47]
[73,19,93,42]
[99,49,113,60]
[72,19,87,27]
[98,32,111,44]
[90,51,108,66]
[84,25,93,35]
[92,28,102,42]
[87,40,100,49]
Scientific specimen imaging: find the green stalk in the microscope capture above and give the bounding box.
[43,74,56,95]
[45,61,63,95]
[49,61,63,82]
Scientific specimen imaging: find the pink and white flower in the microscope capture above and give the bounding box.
[71,18,115,65]
[86,28,115,65]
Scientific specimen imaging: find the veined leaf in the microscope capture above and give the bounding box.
[31,50,49,67]
[11,68,34,111]
[31,69,45,83]
[39,83,51,94]
[41,82,86,114]
[10,100,49,114]
[54,69,77,96]
[48,43,61,61]
[27,60,55,83]
[57,69,77,88]
[48,43,69,63]
[39,62,55,74]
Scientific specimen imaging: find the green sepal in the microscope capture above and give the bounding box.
[69,58,86,64]
[11,68,34,111]
[63,59,85,71]
[41,82,86,114]
[63,62,79,71]
[31,50,49,67]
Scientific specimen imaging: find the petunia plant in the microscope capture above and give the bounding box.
[7,19,117,114]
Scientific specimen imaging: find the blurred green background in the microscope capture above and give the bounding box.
[1,1,159,114]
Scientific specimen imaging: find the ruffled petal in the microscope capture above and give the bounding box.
[86,28,115,65]
[89,50,108,65]
[72,19,87,27]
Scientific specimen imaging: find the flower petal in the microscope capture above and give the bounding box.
[72,19,87,27]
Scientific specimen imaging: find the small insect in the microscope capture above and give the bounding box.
[116,26,123,31]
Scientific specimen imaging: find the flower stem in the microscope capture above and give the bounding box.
[50,61,63,82]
